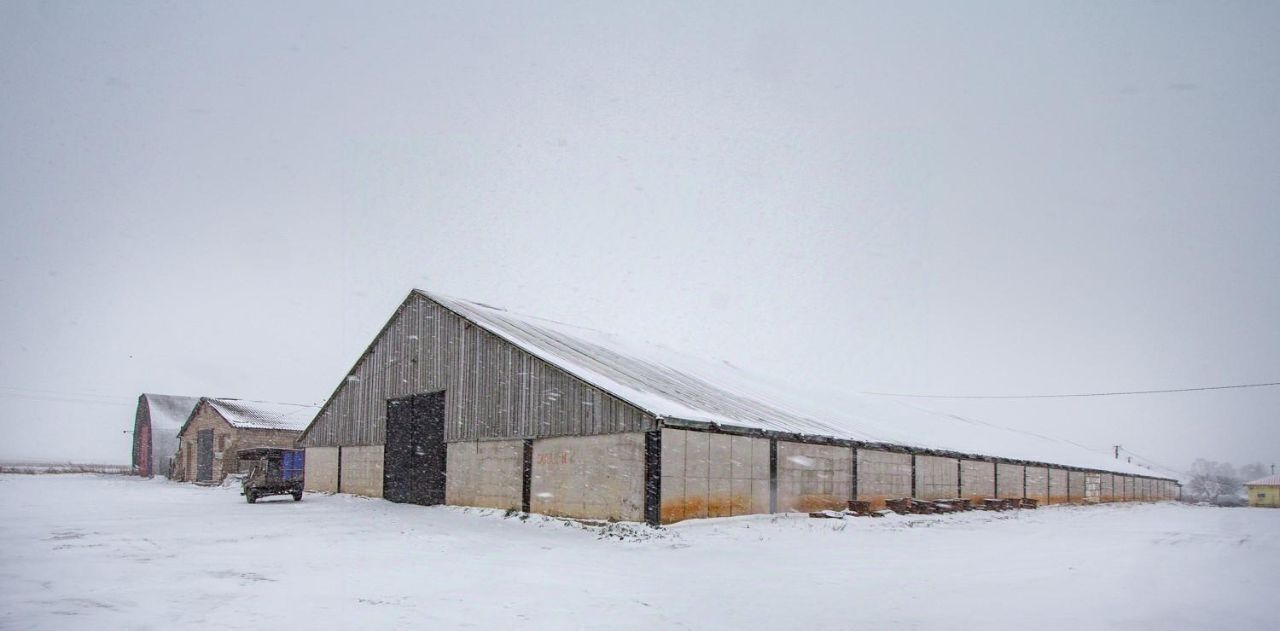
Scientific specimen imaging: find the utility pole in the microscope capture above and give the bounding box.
[1113,445,1121,459]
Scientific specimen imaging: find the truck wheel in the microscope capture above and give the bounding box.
[292,492,302,502]
[246,492,257,504]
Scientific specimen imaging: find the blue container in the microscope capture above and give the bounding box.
[282,450,305,482]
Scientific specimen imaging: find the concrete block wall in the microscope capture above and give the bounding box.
[777,441,852,513]
[856,449,912,509]
[446,440,523,511]
[301,428,1177,522]
[1047,468,1069,504]
[1083,473,1101,503]
[1068,471,1086,503]
[915,455,960,501]
[340,445,385,498]
[305,447,339,492]
[530,433,645,522]
[960,460,995,502]
[1025,467,1049,504]
[660,429,769,523]
[996,463,1025,499]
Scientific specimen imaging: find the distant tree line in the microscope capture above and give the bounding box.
[1186,460,1271,504]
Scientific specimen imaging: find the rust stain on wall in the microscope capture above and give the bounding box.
[786,494,846,513]
[661,494,753,524]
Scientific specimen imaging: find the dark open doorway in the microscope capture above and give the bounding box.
[196,429,214,483]
[383,391,447,505]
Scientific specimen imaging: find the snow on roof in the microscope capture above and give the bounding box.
[418,289,1167,478]
[141,394,202,430]
[206,398,318,431]
[1244,474,1280,486]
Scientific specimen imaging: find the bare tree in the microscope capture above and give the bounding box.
[1187,459,1242,503]
[1239,462,1268,483]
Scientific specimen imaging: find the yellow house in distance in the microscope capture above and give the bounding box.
[1244,474,1280,507]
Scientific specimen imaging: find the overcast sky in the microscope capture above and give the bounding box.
[2,1,1277,476]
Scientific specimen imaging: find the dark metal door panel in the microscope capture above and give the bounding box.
[196,429,214,482]
[383,392,446,505]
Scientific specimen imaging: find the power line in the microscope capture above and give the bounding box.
[1116,447,1189,479]
[862,380,1280,400]
[0,385,133,403]
[0,392,134,407]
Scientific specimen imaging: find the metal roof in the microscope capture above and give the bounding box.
[140,393,202,430]
[417,289,1166,478]
[204,398,318,431]
[1244,474,1280,486]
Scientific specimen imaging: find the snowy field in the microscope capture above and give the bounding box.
[1,475,1275,631]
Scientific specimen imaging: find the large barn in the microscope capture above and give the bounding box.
[132,393,202,477]
[299,289,1178,524]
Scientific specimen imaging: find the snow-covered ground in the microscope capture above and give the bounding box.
[1,475,1274,630]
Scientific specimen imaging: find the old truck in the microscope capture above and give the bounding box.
[237,448,305,503]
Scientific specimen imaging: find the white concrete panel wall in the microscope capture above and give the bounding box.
[304,447,339,493]
[1025,467,1049,504]
[1100,473,1114,502]
[659,429,769,523]
[857,449,912,509]
[1068,471,1086,503]
[777,442,852,512]
[339,445,384,498]
[530,433,645,522]
[1084,473,1101,503]
[960,460,995,502]
[916,455,960,501]
[1048,468,1069,504]
[446,440,523,511]
[996,463,1025,499]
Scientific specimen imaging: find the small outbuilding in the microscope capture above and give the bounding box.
[131,393,202,477]
[1244,474,1280,508]
[172,398,319,484]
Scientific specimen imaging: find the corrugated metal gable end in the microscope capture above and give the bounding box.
[299,292,655,447]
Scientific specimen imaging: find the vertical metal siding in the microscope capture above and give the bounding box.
[301,294,654,447]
